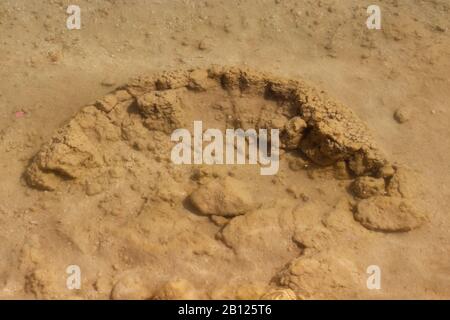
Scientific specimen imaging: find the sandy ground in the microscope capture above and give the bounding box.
[0,0,449,299]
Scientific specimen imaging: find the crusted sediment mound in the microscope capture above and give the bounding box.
[355,196,427,232]
[25,67,391,187]
[22,67,427,299]
[24,67,424,233]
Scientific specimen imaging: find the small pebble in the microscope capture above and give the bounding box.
[394,107,411,123]
[101,78,116,87]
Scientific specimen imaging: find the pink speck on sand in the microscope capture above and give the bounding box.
[15,111,25,118]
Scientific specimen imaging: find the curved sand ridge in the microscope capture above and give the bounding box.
[26,67,387,186]
[22,67,427,299]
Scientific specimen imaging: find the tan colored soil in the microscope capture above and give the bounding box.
[0,0,449,300]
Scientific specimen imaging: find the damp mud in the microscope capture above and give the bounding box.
[20,67,427,299]
[0,0,449,300]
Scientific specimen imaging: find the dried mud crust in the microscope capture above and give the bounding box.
[22,67,427,299]
[25,66,391,186]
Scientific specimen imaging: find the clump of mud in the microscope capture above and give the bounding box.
[22,67,427,299]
